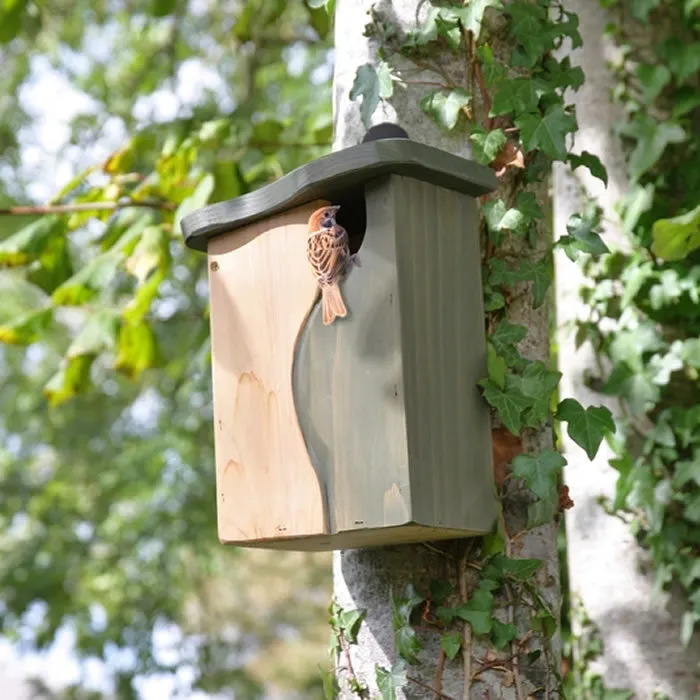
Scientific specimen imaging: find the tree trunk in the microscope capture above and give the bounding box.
[332,2,560,697]
[554,2,700,697]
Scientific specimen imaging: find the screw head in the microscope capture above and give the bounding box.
[210,261,219,271]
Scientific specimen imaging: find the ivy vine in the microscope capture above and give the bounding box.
[579,0,700,650]
[338,0,619,697]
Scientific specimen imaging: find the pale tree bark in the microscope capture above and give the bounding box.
[332,2,560,697]
[554,1,700,697]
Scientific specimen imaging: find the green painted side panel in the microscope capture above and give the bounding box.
[391,176,496,531]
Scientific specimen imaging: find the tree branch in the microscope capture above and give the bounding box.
[0,199,177,216]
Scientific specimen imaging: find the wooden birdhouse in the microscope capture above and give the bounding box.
[181,125,499,551]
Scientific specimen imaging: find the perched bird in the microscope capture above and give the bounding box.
[306,204,355,325]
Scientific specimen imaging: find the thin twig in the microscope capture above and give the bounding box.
[473,58,493,129]
[459,547,472,700]
[406,675,456,700]
[338,630,365,696]
[435,648,446,695]
[0,200,176,216]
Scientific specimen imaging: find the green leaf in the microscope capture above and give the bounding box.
[487,343,507,389]
[625,117,686,181]
[115,321,161,379]
[441,631,462,660]
[43,354,95,406]
[125,225,170,283]
[556,398,615,460]
[636,64,671,103]
[568,151,608,185]
[376,661,407,700]
[174,174,215,235]
[510,258,552,308]
[651,204,700,261]
[67,309,121,359]
[558,208,610,260]
[478,45,506,86]
[455,588,493,635]
[516,105,577,161]
[0,307,53,345]
[629,0,661,20]
[489,554,542,580]
[470,127,506,165]
[490,320,527,368]
[515,192,544,220]
[491,78,547,116]
[491,619,517,649]
[479,378,530,435]
[513,360,561,426]
[349,63,392,129]
[512,449,565,506]
[420,89,471,131]
[429,580,453,605]
[338,607,366,644]
[506,2,552,66]
[391,585,424,664]
[0,216,62,267]
[51,252,122,306]
[453,0,502,39]
[681,611,700,648]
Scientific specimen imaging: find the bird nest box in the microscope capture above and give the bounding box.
[182,126,499,551]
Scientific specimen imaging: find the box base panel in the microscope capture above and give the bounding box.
[219,523,487,551]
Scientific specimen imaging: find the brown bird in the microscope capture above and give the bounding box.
[306,204,356,325]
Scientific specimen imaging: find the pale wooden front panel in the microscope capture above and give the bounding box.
[207,201,329,543]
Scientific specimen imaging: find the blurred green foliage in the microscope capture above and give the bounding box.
[0,0,334,696]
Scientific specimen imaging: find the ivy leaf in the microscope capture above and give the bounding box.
[455,588,493,636]
[478,45,506,86]
[350,63,393,128]
[629,0,661,20]
[510,258,552,308]
[489,554,543,581]
[624,116,686,181]
[490,321,527,369]
[440,631,462,660]
[515,192,544,220]
[429,580,453,605]
[491,619,517,649]
[506,2,552,66]
[568,151,608,185]
[636,64,671,103]
[487,343,507,389]
[558,209,610,260]
[491,78,547,116]
[516,105,577,161]
[512,449,565,506]
[479,378,531,435]
[376,661,407,700]
[651,204,700,261]
[453,0,502,39]
[556,398,615,460]
[391,585,423,664]
[470,127,506,165]
[420,88,471,131]
[515,361,562,426]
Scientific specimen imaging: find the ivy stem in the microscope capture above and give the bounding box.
[435,648,446,695]
[338,629,365,697]
[406,674,455,699]
[502,511,525,700]
[459,548,472,700]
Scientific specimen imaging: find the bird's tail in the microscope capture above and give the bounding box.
[321,283,347,325]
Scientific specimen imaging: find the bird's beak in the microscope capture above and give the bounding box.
[331,205,341,213]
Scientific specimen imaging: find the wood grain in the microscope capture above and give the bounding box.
[208,200,329,543]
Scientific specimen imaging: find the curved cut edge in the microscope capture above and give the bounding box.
[208,201,330,543]
[292,180,412,535]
